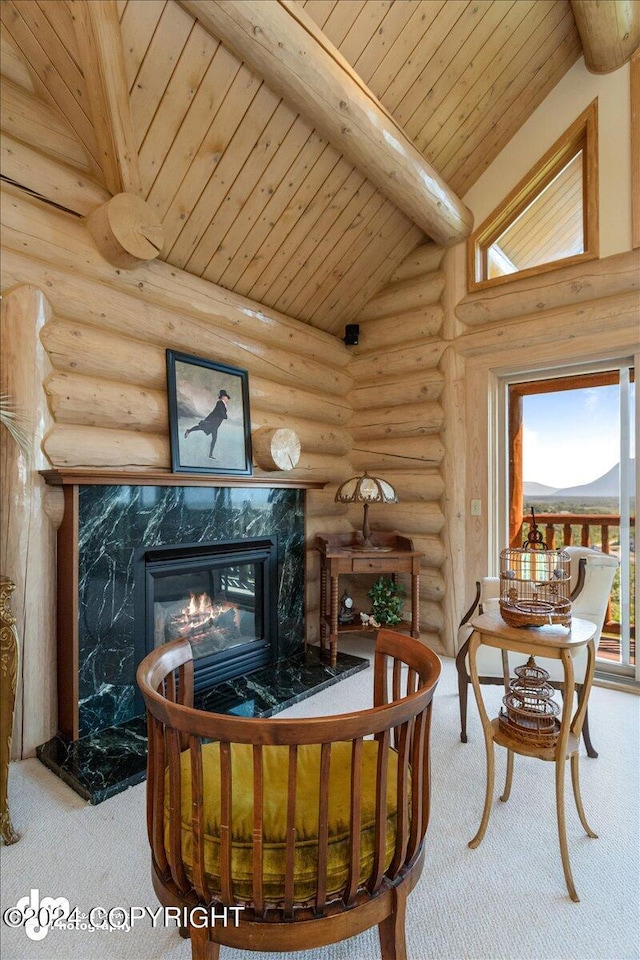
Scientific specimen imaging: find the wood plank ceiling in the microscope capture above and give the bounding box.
[1,0,582,334]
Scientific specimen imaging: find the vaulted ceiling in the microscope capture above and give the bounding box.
[1,0,583,334]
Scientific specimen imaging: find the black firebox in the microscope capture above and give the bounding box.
[134,537,278,711]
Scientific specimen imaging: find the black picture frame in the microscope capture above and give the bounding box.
[166,350,253,476]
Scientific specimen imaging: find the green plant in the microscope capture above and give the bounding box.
[367,576,405,626]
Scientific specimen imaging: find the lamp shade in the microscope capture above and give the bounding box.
[334,472,397,505]
[334,471,397,547]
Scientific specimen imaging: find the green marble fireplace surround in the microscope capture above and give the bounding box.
[36,472,368,802]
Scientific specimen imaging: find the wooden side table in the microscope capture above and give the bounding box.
[467,611,598,902]
[315,532,423,667]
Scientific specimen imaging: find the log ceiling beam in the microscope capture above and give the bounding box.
[571,0,640,74]
[178,0,473,247]
[71,0,142,196]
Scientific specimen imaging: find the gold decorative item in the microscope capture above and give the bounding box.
[499,655,561,746]
[499,510,571,627]
[334,471,398,550]
[0,578,20,844]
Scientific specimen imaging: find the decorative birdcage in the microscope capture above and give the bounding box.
[499,510,571,628]
[499,656,561,746]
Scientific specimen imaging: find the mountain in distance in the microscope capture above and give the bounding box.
[523,481,558,496]
[525,460,635,498]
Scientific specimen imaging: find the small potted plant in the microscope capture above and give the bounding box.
[367,576,405,626]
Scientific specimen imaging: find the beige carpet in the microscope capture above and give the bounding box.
[1,638,638,960]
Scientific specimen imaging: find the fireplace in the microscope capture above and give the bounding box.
[37,476,368,804]
[137,537,278,707]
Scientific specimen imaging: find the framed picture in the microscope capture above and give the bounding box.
[166,350,253,476]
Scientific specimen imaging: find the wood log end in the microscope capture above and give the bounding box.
[87,193,164,269]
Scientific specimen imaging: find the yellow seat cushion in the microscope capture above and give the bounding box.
[164,740,402,904]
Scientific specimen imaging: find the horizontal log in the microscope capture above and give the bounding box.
[356,273,445,323]
[0,185,350,369]
[305,623,321,644]
[415,569,445,603]
[349,339,446,382]
[347,502,444,535]
[417,600,445,634]
[1,246,351,395]
[376,569,446,605]
[249,378,351,425]
[179,1,472,245]
[306,581,321,614]
[365,470,445,502]
[571,0,640,73]
[0,134,110,216]
[388,243,445,283]
[306,489,350,518]
[408,535,445,568]
[45,375,347,456]
[415,633,443,650]
[1,78,91,172]
[309,557,445,602]
[40,323,352,435]
[305,592,445,638]
[43,424,170,468]
[251,410,352,457]
[456,290,640,359]
[456,249,640,326]
[350,402,444,440]
[44,371,167,432]
[305,516,353,542]
[349,371,444,410]
[272,452,348,485]
[350,436,445,471]
[353,305,443,355]
[40,319,166,388]
[306,550,321,579]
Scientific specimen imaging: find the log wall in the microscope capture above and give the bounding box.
[346,242,448,652]
[344,238,640,659]
[0,184,354,753]
[450,242,640,632]
[2,181,638,754]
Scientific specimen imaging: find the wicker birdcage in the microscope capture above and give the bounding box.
[499,656,561,746]
[499,510,571,628]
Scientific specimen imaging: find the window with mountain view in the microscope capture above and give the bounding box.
[508,368,635,672]
[468,101,598,291]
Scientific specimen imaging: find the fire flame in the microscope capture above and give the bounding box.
[186,592,214,617]
[179,593,240,628]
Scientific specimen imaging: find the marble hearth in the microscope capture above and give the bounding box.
[38,647,367,804]
[37,474,368,802]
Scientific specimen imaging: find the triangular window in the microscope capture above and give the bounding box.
[468,101,598,290]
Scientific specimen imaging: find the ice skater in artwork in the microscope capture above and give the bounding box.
[183,389,230,459]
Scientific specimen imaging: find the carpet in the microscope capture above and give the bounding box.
[1,636,638,960]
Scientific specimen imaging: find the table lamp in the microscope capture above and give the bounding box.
[334,470,398,550]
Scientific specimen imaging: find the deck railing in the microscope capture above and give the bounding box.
[515,513,635,660]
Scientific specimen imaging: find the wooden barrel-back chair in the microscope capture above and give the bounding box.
[137,630,441,959]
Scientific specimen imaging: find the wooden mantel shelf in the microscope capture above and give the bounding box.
[40,468,326,490]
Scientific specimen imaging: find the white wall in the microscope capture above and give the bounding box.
[463,57,632,258]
